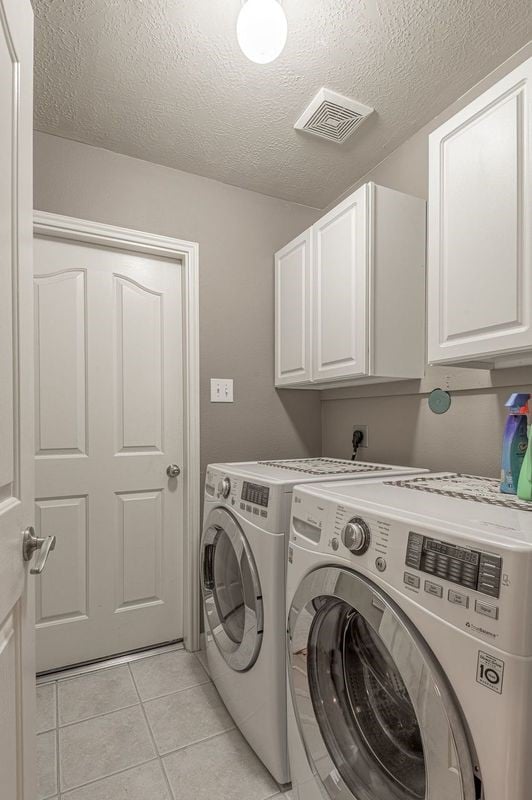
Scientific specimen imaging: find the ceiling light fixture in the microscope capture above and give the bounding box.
[236,0,287,64]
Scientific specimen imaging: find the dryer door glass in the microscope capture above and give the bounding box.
[201,508,263,672]
[288,567,476,800]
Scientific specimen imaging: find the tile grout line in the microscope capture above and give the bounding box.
[141,678,215,706]
[53,673,213,731]
[157,724,287,800]
[127,662,242,782]
[135,677,211,704]
[54,664,162,795]
[42,652,281,800]
[155,715,238,759]
[158,755,176,800]
[128,663,176,800]
[46,659,216,790]
[56,699,141,730]
[158,725,243,758]
[58,757,160,797]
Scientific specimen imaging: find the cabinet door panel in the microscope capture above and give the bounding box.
[275,230,311,386]
[428,58,532,363]
[312,187,368,381]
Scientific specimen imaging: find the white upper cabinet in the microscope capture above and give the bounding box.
[275,229,311,386]
[312,187,368,382]
[428,57,532,367]
[275,183,426,388]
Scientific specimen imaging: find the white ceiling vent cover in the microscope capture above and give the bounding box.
[294,88,373,143]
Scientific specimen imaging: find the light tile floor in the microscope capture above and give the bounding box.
[37,648,292,800]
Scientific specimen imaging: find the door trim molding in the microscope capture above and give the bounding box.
[33,210,202,652]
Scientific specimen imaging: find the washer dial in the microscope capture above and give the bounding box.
[341,517,370,555]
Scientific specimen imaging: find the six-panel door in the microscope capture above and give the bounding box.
[275,230,312,386]
[428,57,532,364]
[33,235,185,672]
[312,185,369,382]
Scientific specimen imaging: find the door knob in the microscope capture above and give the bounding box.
[166,464,181,478]
[22,527,56,575]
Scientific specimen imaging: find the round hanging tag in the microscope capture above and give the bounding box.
[428,388,451,415]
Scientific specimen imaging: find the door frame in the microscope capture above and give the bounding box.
[33,210,202,652]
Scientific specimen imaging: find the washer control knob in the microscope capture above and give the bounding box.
[341,518,370,555]
[218,477,231,498]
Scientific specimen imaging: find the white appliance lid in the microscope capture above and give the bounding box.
[210,457,425,486]
[299,473,532,546]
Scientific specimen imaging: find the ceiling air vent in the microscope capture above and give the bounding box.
[294,88,373,144]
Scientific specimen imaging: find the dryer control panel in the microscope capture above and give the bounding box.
[406,533,502,598]
[241,481,270,508]
[204,468,288,534]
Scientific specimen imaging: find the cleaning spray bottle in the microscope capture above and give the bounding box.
[517,419,532,502]
[500,393,530,494]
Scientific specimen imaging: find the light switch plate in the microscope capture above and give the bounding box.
[210,378,234,403]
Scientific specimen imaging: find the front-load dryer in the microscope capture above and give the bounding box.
[200,458,427,785]
[286,472,532,800]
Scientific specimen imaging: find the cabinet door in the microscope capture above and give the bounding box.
[275,230,311,386]
[428,58,532,364]
[312,186,368,382]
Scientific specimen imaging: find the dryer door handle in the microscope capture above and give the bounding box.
[203,543,215,591]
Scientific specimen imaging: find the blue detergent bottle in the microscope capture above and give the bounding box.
[500,392,530,494]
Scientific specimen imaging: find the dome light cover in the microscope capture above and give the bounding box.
[237,0,288,64]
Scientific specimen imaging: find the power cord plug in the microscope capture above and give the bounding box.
[351,429,364,461]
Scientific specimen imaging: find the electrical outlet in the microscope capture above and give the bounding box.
[210,378,234,403]
[352,425,368,447]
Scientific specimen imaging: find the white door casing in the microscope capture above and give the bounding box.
[428,57,532,365]
[312,185,368,382]
[274,229,312,386]
[33,213,201,669]
[0,1,37,798]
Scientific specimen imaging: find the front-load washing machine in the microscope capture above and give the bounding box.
[200,458,427,785]
[287,472,532,800]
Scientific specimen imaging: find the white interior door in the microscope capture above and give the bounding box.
[0,0,38,798]
[33,234,185,672]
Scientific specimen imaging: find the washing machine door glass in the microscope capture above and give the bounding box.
[288,567,477,800]
[201,507,263,672]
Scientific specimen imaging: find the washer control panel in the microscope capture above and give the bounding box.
[288,484,532,655]
[406,532,502,598]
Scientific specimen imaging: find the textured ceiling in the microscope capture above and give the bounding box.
[34,0,532,208]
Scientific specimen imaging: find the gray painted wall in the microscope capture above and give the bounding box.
[322,42,532,477]
[33,132,322,478]
[34,40,532,481]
